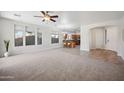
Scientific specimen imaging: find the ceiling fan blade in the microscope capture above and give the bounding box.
[41,11,45,16]
[34,16,42,17]
[50,19,56,22]
[50,15,58,18]
[42,19,45,22]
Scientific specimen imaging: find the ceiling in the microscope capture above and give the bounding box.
[0,11,124,31]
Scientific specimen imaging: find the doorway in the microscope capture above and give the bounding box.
[63,31,80,48]
[90,26,119,52]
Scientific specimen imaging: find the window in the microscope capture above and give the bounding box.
[51,33,59,44]
[25,31,35,45]
[37,31,42,45]
[14,25,24,46]
[25,26,35,45]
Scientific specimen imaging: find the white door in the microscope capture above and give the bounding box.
[91,28,105,49]
[95,30,104,48]
[105,26,118,51]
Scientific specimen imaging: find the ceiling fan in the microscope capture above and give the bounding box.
[34,11,58,22]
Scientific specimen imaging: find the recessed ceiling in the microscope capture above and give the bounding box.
[0,11,124,31]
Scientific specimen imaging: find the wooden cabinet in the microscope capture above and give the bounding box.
[63,41,76,48]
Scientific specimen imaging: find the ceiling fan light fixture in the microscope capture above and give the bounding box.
[44,16,50,21]
[34,11,58,22]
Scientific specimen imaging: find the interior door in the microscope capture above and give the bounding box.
[95,30,104,48]
[91,28,105,49]
[105,26,118,51]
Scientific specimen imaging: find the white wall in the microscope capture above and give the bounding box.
[80,25,90,51]
[117,17,124,59]
[0,18,63,57]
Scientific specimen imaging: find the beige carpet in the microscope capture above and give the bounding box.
[0,48,124,81]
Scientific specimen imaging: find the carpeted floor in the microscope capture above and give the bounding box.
[0,48,124,81]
